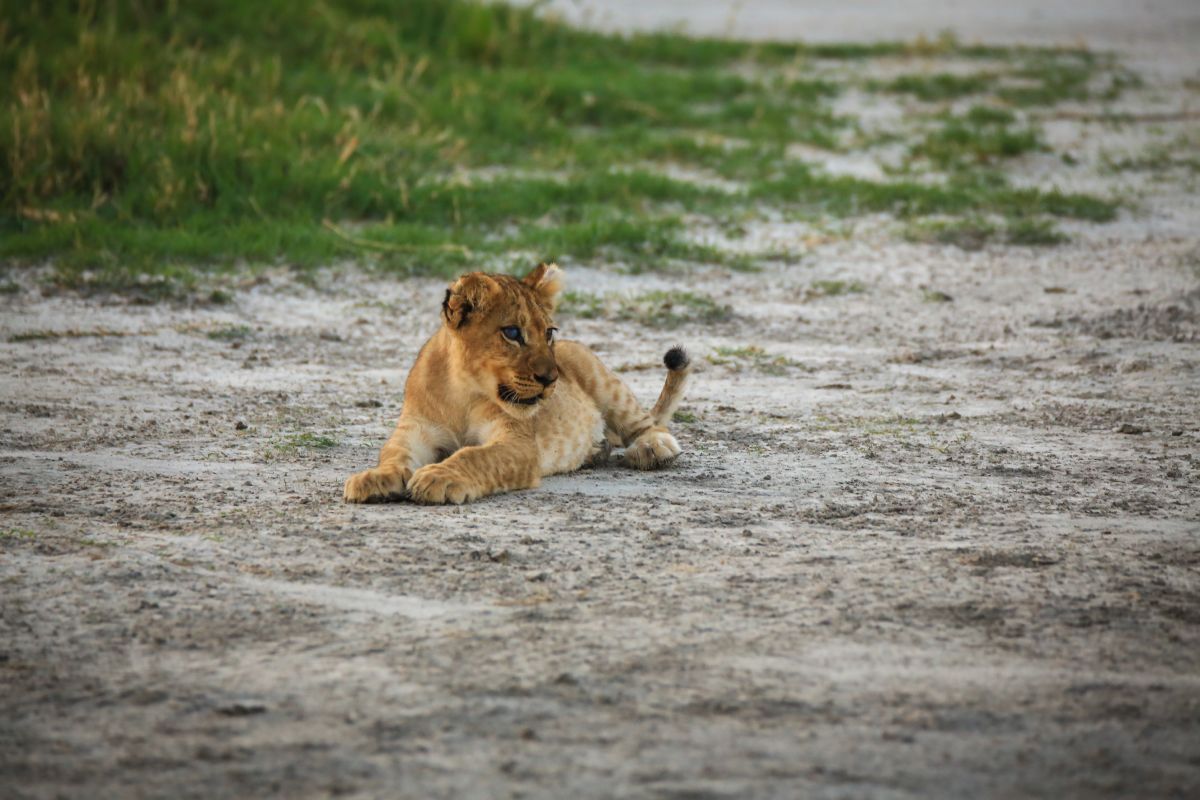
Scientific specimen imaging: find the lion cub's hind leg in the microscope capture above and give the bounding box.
[622,347,689,470]
[560,342,688,471]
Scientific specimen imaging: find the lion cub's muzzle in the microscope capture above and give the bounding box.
[499,361,557,407]
[498,380,552,406]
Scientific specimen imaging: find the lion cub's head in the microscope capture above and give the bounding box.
[441,263,564,418]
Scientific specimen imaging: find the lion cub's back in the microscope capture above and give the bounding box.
[534,376,604,476]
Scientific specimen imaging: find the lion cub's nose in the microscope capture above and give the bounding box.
[535,369,558,387]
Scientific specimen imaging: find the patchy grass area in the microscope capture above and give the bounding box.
[2,0,1130,295]
[880,50,1139,107]
[708,345,804,375]
[206,324,254,341]
[881,72,999,102]
[559,289,732,328]
[265,431,340,460]
[7,327,137,343]
[1005,217,1069,246]
[904,216,1067,250]
[805,279,865,299]
[909,107,1042,170]
[0,528,38,541]
[1102,137,1200,177]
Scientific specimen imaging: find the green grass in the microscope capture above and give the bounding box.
[806,279,865,299]
[1102,139,1200,176]
[882,72,999,101]
[281,433,338,450]
[558,291,606,319]
[206,324,253,341]
[1,0,1128,293]
[8,330,61,343]
[265,431,340,460]
[0,528,38,541]
[1004,218,1068,246]
[905,217,996,250]
[619,290,732,327]
[559,289,732,328]
[996,52,1140,106]
[749,163,1114,221]
[77,537,116,548]
[8,327,133,342]
[910,106,1042,170]
[877,50,1135,107]
[904,215,1068,249]
[708,345,803,375]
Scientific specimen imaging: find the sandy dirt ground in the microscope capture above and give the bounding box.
[3,3,1200,799]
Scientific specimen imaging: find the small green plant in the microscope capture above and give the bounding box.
[1005,218,1068,246]
[0,528,37,541]
[805,280,865,299]
[615,291,732,328]
[285,433,337,449]
[672,409,697,424]
[206,324,253,341]
[904,217,996,250]
[8,331,58,343]
[8,328,130,343]
[862,415,921,436]
[905,215,1067,249]
[559,290,732,328]
[557,291,605,319]
[708,345,802,375]
[268,432,339,460]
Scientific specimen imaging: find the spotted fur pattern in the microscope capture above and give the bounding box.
[343,263,691,504]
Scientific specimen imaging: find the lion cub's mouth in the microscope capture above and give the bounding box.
[498,384,542,406]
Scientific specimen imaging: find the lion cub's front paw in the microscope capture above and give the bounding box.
[407,464,479,505]
[343,465,412,503]
[624,430,681,470]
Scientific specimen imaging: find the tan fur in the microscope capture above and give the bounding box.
[343,263,691,504]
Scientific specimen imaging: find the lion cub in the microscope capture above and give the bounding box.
[343,263,691,504]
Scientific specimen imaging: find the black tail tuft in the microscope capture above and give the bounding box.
[663,346,689,372]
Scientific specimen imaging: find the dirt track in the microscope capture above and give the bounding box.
[3,4,1200,799]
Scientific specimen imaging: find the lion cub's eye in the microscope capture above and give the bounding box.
[500,326,524,344]
[546,327,558,343]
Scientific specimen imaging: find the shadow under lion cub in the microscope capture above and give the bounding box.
[343,263,691,505]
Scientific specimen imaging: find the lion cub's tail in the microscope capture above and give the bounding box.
[651,346,691,427]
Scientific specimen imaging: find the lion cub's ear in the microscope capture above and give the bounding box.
[522,262,564,312]
[442,273,498,329]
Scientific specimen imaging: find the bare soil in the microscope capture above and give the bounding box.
[3,4,1200,798]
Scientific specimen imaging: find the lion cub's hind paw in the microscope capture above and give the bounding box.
[343,466,412,503]
[624,430,681,470]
